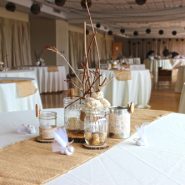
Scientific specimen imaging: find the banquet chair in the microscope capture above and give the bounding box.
[130,64,145,70]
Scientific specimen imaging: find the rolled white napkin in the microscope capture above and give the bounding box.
[52,128,74,155]
[17,124,36,135]
[135,124,148,146]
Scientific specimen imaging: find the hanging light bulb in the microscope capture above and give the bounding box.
[172,30,177,36]
[5,2,16,12]
[120,28,125,34]
[30,3,40,15]
[145,28,151,34]
[55,0,66,6]
[133,31,138,36]
[158,30,164,35]
[135,0,147,5]
[108,30,113,35]
[96,23,101,28]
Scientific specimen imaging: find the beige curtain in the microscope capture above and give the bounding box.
[128,38,185,63]
[105,35,113,59]
[0,18,31,68]
[68,31,113,69]
[69,31,84,70]
[87,32,113,67]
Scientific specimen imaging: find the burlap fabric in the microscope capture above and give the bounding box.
[114,70,131,81]
[16,81,37,97]
[0,109,170,185]
[0,79,37,97]
[47,66,58,72]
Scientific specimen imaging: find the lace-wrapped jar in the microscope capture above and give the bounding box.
[109,106,130,139]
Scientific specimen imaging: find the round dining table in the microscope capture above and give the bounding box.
[22,66,68,93]
[100,69,152,108]
[0,77,42,112]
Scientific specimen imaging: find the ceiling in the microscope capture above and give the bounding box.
[3,0,185,38]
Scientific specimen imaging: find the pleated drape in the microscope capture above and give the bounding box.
[69,31,84,70]
[0,18,31,68]
[128,38,185,63]
[68,31,113,69]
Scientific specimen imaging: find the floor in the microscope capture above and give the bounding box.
[149,86,180,112]
[41,84,181,112]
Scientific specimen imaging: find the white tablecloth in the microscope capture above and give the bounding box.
[0,69,37,80]
[172,58,185,68]
[47,113,185,185]
[144,58,175,86]
[175,66,185,93]
[0,77,42,112]
[101,69,151,108]
[121,58,141,65]
[130,64,145,70]
[1,110,185,185]
[23,66,68,93]
[179,83,185,113]
[0,108,64,148]
[157,59,173,70]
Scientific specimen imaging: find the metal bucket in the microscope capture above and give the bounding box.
[109,106,130,139]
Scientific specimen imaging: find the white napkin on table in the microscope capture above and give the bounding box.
[52,128,74,155]
[17,124,36,135]
[135,124,148,146]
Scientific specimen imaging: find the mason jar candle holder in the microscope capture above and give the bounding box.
[109,106,130,139]
[39,111,57,140]
[64,97,84,141]
[84,108,109,146]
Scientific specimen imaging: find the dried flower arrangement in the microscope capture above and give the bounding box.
[47,1,135,146]
[47,0,112,146]
[47,0,111,109]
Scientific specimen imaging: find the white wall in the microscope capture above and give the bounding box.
[56,19,69,73]
[56,20,85,74]
[30,16,56,65]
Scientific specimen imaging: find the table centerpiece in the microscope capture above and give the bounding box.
[47,0,111,147]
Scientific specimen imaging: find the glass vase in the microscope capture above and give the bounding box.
[64,97,84,137]
[39,111,57,139]
[84,108,109,146]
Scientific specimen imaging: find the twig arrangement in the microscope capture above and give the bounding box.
[47,0,107,102]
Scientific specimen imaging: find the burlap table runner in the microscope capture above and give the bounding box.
[47,66,58,72]
[114,70,131,81]
[0,109,170,185]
